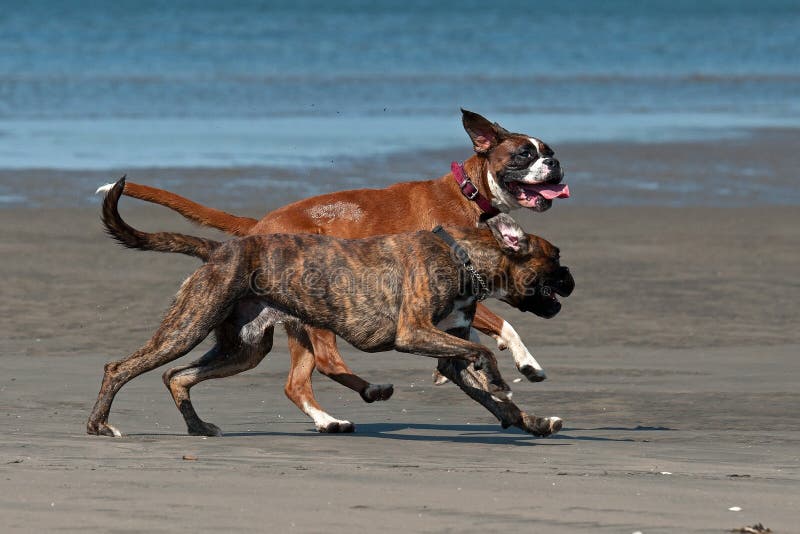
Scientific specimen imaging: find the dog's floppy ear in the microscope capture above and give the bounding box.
[462,108,506,154]
[485,213,531,255]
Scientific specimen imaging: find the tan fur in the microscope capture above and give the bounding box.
[88,181,573,437]
[117,110,566,430]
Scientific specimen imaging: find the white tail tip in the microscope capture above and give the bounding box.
[95,183,115,195]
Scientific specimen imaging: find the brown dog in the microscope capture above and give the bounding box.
[88,179,574,438]
[97,109,569,431]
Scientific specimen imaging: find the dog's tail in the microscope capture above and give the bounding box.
[95,180,259,237]
[101,176,221,262]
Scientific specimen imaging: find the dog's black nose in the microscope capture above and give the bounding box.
[542,158,559,167]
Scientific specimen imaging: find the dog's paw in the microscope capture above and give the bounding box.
[187,421,223,437]
[432,369,450,385]
[519,364,547,382]
[520,413,562,437]
[87,422,123,437]
[317,420,355,433]
[542,416,563,436]
[360,383,394,403]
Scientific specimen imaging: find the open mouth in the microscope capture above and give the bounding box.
[517,286,562,318]
[525,270,574,318]
[514,267,574,318]
[541,286,557,301]
[535,294,561,318]
[540,285,563,307]
[506,180,570,209]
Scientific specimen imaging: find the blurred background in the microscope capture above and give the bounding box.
[1,0,798,207]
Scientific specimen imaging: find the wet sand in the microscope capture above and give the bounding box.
[1,193,798,532]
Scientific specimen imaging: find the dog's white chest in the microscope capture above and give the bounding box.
[435,297,475,332]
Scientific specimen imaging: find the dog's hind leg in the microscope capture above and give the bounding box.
[163,300,280,435]
[163,323,275,436]
[284,325,355,433]
[306,327,394,404]
[86,265,241,437]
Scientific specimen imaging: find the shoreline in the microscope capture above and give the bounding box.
[1,126,799,210]
[1,114,798,171]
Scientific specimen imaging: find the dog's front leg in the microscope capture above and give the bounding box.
[394,320,510,401]
[473,304,547,382]
[419,317,560,437]
[395,321,496,372]
[435,358,562,438]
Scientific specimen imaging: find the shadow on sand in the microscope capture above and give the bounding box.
[125,422,661,445]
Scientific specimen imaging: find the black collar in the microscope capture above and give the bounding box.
[431,225,490,301]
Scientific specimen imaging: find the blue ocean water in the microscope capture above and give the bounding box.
[1,0,799,169]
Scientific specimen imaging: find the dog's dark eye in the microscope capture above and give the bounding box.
[517,150,533,159]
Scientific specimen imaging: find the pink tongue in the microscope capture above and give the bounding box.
[526,183,570,200]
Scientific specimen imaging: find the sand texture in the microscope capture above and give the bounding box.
[1,198,798,532]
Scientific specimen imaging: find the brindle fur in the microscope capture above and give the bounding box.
[87,179,573,438]
[112,110,565,430]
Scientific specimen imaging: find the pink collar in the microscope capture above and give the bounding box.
[451,161,500,217]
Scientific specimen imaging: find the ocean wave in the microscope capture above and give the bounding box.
[3,72,800,84]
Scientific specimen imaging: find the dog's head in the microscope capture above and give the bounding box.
[484,214,574,319]
[462,109,564,213]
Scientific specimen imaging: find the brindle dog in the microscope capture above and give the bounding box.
[87,178,574,438]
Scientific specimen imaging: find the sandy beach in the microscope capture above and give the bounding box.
[3,1,800,531]
[2,152,798,532]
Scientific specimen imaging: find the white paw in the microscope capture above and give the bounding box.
[104,423,122,437]
[304,402,354,433]
[316,420,355,433]
[547,417,563,435]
